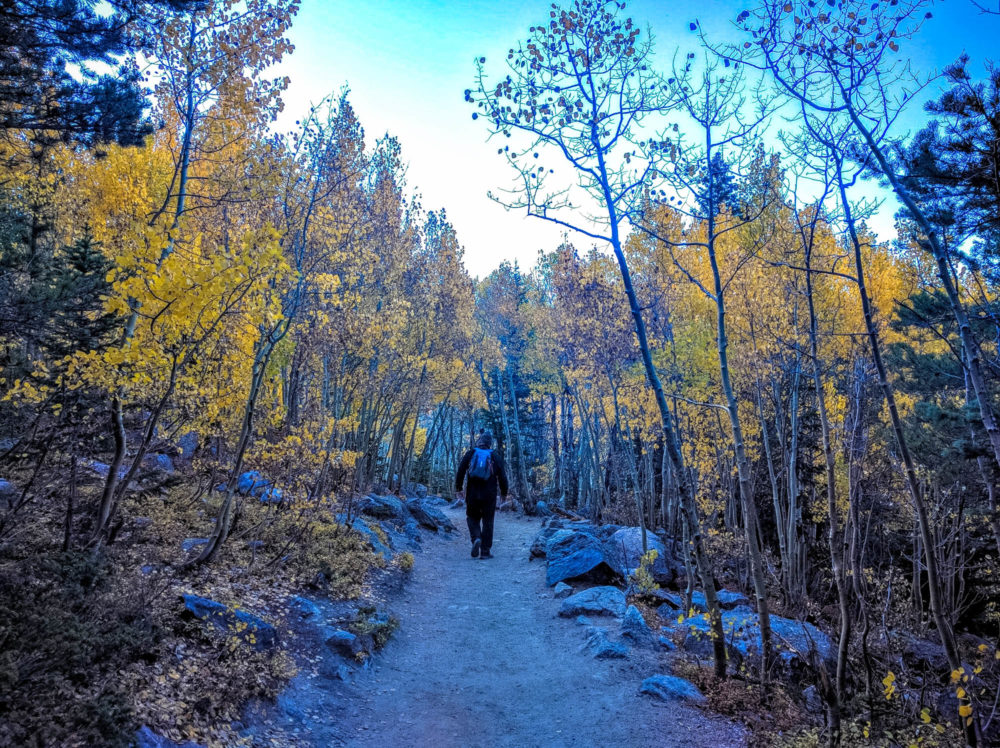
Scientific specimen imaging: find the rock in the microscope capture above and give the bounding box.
[802,685,824,714]
[605,527,678,585]
[336,514,393,560]
[176,431,199,457]
[896,632,950,673]
[545,530,617,586]
[716,589,751,610]
[534,500,553,517]
[135,725,205,748]
[583,627,630,659]
[356,494,407,520]
[658,635,676,651]
[576,615,595,626]
[690,589,750,611]
[674,607,833,677]
[325,629,370,660]
[141,453,175,475]
[181,538,208,553]
[406,498,455,532]
[289,596,322,620]
[235,471,273,498]
[639,674,705,704]
[529,524,566,558]
[140,564,156,575]
[414,483,428,499]
[0,478,17,509]
[650,589,684,609]
[133,516,153,529]
[558,586,627,618]
[621,605,656,649]
[181,594,276,650]
[553,582,573,599]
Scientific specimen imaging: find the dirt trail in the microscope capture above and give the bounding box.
[249,506,747,747]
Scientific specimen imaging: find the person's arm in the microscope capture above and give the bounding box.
[455,449,473,496]
[493,450,509,498]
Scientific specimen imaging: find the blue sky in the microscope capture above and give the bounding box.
[273,1,1000,278]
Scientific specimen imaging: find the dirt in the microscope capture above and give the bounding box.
[246,506,747,747]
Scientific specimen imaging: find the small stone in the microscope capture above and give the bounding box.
[553,582,573,598]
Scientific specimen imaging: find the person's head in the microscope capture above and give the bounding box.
[476,430,493,449]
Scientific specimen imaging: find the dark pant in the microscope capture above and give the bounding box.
[466,496,497,551]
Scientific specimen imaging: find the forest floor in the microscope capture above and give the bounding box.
[244,505,748,747]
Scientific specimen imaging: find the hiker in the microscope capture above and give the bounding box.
[455,430,509,559]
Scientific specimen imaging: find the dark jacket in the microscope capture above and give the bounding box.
[455,447,509,504]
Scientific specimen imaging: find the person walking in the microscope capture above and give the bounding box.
[455,430,509,559]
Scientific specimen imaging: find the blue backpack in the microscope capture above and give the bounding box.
[468,448,494,481]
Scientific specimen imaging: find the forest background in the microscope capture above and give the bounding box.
[1,0,1000,746]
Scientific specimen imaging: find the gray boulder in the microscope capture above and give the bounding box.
[621,605,656,649]
[558,586,627,618]
[530,525,566,558]
[141,453,175,475]
[582,627,630,659]
[181,594,276,650]
[406,498,456,532]
[356,494,406,521]
[691,589,750,611]
[674,607,833,676]
[606,527,678,585]
[640,674,705,704]
[545,530,617,586]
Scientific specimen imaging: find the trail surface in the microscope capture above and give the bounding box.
[249,506,747,748]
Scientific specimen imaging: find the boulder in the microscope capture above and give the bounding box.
[674,607,833,677]
[181,594,276,650]
[558,586,627,618]
[690,589,750,611]
[582,627,630,659]
[639,674,705,704]
[406,498,455,532]
[553,582,573,599]
[650,589,684,610]
[621,605,656,649]
[356,494,407,521]
[176,431,199,457]
[896,632,950,673]
[605,527,678,585]
[545,530,617,586]
[530,525,565,558]
[141,453,175,475]
[236,471,271,496]
[135,725,205,748]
